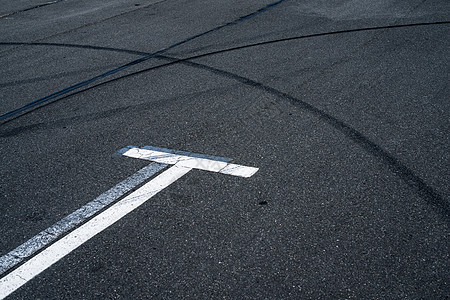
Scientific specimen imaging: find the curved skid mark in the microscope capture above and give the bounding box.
[166,58,448,217]
[0,0,65,19]
[1,21,448,214]
[0,42,149,56]
[0,0,287,122]
[3,20,447,125]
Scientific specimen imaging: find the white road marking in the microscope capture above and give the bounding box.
[220,163,259,178]
[0,164,191,299]
[0,146,258,299]
[123,147,259,177]
[0,162,167,277]
[0,163,167,274]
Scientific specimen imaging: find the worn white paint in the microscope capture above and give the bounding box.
[0,162,167,276]
[0,165,191,299]
[123,147,258,177]
[0,146,258,299]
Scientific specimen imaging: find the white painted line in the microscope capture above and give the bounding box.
[219,163,259,178]
[178,156,227,172]
[123,147,259,178]
[0,146,258,298]
[124,147,181,164]
[0,164,191,299]
[0,162,167,276]
[141,145,233,163]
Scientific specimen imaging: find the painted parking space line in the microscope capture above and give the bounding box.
[0,164,191,299]
[0,162,167,277]
[0,146,258,299]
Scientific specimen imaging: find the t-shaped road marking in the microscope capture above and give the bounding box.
[122,146,259,177]
[0,146,258,299]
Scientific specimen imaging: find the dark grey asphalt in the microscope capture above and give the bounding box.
[0,0,449,298]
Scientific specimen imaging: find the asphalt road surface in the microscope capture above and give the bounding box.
[0,0,449,298]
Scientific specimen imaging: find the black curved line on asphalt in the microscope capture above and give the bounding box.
[0,65,124,89]
[83,21,450,87]
[2,19,448,123]
[0,0,286,122]
[0,0,65,18]
[169,58,449,217]
[1,38,448,216]
[0,43,148,89]
[0,42,149,56]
